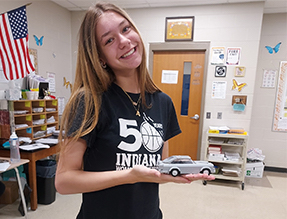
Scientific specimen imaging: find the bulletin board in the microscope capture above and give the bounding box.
[273,61,287,132]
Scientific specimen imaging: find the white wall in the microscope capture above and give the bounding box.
[249,13,287,168]
[124,2,264,160]
[0,1,72,103]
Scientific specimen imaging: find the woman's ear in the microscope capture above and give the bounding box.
[99,59,107,69]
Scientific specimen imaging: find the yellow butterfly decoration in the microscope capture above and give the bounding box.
[232,79,246,92]
[63,77,73,92]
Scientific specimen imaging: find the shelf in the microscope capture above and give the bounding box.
[205,132,247,190]
[212,174,243,181]
[9,99,59,141]
[208,133,248,139]
[208,159,244,165]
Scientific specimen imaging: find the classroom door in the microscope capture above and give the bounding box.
[152,51,205,159]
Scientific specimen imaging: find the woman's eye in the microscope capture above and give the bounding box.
[105,38,113,45]
[123,25,131,33]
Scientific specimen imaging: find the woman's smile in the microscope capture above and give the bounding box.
[121,48,136,59]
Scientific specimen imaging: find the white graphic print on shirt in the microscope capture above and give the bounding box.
[116,113,163,170]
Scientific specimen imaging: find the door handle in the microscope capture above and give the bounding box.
[190,114,199,120]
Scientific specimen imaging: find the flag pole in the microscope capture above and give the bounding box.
[0,3,32,15]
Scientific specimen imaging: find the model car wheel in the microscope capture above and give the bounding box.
[201,169,211,175]
[170,169,179,177]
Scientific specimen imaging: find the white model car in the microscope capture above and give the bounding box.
[158,155,215,177]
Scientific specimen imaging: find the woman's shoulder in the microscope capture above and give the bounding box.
[150,91,172,102]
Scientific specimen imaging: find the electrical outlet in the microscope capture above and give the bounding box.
[217,112,222,119]
[206,112,211,119]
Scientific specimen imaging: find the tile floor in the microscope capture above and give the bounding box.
[0,171,286,219]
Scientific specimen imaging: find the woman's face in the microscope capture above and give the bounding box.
[96,11,143,75]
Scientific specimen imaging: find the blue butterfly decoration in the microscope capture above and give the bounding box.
[265,42,281,54]
[33,35,44,46]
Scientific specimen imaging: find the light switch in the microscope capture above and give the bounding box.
[217,112,222,119]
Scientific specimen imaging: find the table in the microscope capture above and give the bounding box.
[0,157,30,218]
[0,144,60,210]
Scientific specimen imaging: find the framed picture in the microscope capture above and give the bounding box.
[165,16,194,41]
[235,66,246,77]
[215,66,227,77]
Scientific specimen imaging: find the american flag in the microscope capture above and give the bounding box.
[0,6,34,80]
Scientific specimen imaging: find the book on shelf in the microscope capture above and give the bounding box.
[208,145,222,154]
[228,127,247,135]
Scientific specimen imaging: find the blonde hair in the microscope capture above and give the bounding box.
[59,2,159,147]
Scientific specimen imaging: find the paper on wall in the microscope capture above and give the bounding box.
[161,70,178,84]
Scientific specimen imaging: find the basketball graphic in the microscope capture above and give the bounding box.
[140,121,163,152]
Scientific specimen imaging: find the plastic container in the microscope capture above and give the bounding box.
[36,159,57,204]
[26,91,34,100]
[9,132,20,163]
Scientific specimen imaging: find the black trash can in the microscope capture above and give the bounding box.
[36,159,57,205]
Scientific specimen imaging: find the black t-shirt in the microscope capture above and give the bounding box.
[71,83,181,219]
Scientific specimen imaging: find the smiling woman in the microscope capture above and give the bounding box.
[96,11,143,77]
[55,2,214,219]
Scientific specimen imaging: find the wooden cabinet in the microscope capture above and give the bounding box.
[205,133,248,190]
[9,99,59,140]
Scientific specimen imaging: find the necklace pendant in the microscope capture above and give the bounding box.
[136,110,140,117]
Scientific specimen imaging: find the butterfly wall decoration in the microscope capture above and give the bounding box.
[265,42,281,54]
[232,79,247,92]
[63,77,73,92]
[33,35,44,46]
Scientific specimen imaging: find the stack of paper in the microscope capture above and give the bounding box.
[0,159,10,171]
[15,124,29,129]
[227,138,244,145]
[208,138,225,144]
[47,116,55,123]
[35,138,58,144]
[222,166,241,177]
[225,152,240,161]
[20,143,50,151]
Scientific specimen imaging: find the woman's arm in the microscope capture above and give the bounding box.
[55,138,138,194]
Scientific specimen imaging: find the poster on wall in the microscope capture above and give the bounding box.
[211,47,225,65]
[273,61,287,132]
[47,72,56,92]
[262,69,276,88]
[211,81,227,99]
[226,47,241,65]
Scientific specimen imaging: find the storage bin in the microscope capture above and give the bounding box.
[245,162,264,178]
[0,181,19,204]
[36,159,57,204]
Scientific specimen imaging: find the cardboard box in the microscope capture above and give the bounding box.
[0,181,19,204]
[245,162,264,178]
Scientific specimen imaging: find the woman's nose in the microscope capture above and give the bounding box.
[118,34,130,49]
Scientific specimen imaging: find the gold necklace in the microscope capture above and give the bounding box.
[122,89,141,117]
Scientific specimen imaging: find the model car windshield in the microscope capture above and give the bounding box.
[162,156,193,164]
[171,158,193,164]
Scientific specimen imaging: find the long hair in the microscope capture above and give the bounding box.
[59,2,160,147]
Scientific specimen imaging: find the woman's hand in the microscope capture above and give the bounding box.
[182,173,215,181]
[129,165,215,184]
